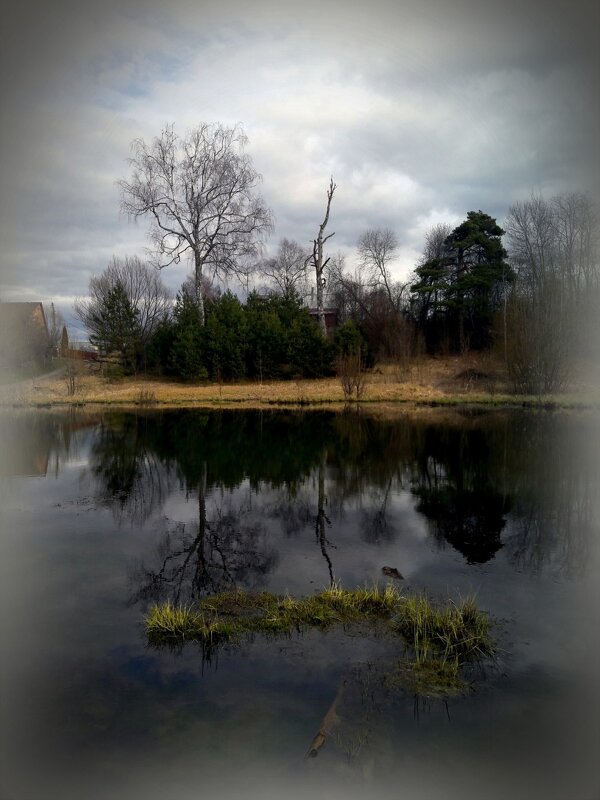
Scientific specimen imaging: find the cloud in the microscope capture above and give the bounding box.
[0,0,597,308]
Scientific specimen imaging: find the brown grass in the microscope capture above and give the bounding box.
[3,353,599,409]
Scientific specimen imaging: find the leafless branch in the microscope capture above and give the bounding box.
[120,123,274,324]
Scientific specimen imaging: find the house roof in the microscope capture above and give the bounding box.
[0,302,49,336]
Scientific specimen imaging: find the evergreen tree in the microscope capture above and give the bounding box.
[412,211,512,351]
[89,281,140,372]
[287,306,333,377]
[245,292,333,379]
[245,293,285,379]
[170,286,207,381]
[204,292,246,380]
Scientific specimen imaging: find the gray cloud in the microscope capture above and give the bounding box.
[1,0,598,326]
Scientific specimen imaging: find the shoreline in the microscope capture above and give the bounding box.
[2,357,598,412]
[2,390,598,413]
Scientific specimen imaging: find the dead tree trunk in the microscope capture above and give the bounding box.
[307,178,336,335]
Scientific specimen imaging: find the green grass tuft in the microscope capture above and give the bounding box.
[146,586,491,660]
[145,586,496,696]
[146,583,404,644]
[394,593,494,664]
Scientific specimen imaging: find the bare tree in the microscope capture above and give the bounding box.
[120,123,273,324]
[328,253,371,322]
[329,252,415,365]
[505,194,556,289]
[506,192,598,296]
[552,192,599,297]
[421,222,453,264]
[408,222,454,340]
[75,256,172,367]
[180,272,220,304]
[504,192,599,392]
[356,228,402,310]
[306,178,336,333]
[260,237,310,300]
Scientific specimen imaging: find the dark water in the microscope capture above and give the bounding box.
[0,408,598,800]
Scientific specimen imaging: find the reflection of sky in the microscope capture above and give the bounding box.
[1,409,599,800]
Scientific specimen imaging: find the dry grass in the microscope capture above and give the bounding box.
[3,353,599,409]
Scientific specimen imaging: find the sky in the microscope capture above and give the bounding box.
[0,0,598,334]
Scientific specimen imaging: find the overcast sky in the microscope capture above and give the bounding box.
[0,0,598,333]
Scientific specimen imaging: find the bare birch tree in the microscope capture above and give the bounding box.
[120,123,273,324]
[356,227,402,311]
[260,237,309,300]
[306,178,336,333]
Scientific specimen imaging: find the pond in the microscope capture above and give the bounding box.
[0,407,598,800]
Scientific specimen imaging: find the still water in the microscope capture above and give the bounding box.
[0,408,598,800]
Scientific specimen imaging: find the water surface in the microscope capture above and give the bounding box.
[1,408,598,800]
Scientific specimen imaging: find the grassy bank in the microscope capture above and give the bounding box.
[146,585,495,695]
[3,353,599,410]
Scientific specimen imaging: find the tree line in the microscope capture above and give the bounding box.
[77,267,338,380]
[76,120,598,391]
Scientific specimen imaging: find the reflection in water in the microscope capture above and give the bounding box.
[2,407,599,800]
[0,409,92,477]
[360,478,395,544]
[129,483,278,606]
[19,407,596,593]
[90,416,177,525]
[315,454,335,584]
[409,425,510,563]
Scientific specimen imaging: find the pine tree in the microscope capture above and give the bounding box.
[89,281,140,372]
[412,211,512,351]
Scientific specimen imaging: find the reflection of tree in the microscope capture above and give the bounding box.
[130,464,278,605]
[83,407,596,584]
[409,424,510,564]
[90,415,176,525]
[408,413,597,573]
[315,454,335,584]
[268,489,314,537]
[413,485,506,563]
[360,478,395,544]
[501,415,594,576]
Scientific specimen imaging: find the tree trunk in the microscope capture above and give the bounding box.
[316,265,326,335]
[194,250,206,326]
[309,178,336,336]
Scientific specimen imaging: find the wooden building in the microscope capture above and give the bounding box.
[0,302,50,366]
